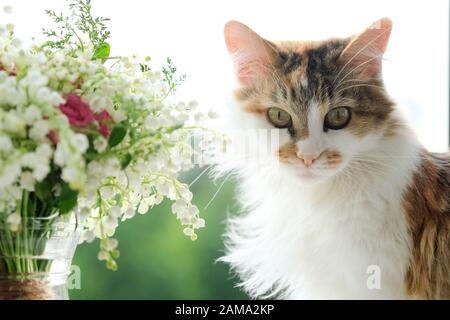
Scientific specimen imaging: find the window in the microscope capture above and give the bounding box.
[13,0,449,151]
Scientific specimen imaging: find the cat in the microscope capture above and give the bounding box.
[217,18,450,299]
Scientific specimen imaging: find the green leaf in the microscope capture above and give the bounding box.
[35,181,51,202]
[92,42,110,61]
[108,125,127,148]
[139,63,150,73]
[34,169,59,202]
[121,153,132,170]
[59,183,79,215]
[114,193,122,206]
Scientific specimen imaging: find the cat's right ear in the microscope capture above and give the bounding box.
[224,21,279,87]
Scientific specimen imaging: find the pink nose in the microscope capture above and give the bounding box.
[297,153,319,167]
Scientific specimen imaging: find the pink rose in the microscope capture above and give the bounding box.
[59,94,95,128]
[94,110,113,138]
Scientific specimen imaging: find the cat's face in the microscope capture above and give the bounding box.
[225,19,395,184]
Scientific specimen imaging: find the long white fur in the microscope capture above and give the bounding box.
[215,93,422,299]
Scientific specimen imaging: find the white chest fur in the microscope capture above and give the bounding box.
[222,170,414,299]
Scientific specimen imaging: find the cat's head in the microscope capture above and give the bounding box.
[224,18,396,184]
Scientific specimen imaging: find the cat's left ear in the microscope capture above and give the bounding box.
[339,18,392,77]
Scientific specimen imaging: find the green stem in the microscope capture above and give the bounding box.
[21,191,29,272]
[0,192,58,274]
[69,27,85,52]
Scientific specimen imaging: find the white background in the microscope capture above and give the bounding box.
[6,0,449,151]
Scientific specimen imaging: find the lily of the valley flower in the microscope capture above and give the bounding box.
[0,4,220,270]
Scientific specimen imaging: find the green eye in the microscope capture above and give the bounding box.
[324,107,352,130]
[266,107,292,128]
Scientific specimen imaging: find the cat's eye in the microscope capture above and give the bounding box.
[266,107,292,128]
[324,107,352,130]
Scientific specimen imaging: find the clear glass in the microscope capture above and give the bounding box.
[0,216,80,300]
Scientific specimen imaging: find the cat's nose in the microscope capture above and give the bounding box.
[297,153,319,167]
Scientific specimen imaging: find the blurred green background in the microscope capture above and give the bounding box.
[70,168,248,300]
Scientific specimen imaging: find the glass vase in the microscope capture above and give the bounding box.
[0,216,80,300]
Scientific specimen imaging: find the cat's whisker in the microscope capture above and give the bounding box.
[350,156,399,169]
[203,172,232,211]
[334,53,385,90]
[352,154,419,159]
[333,96,354,106]
[333,27,390,86]
[338,77,382,85]
[344,157,398,174]
[334,83,384,96]
[334,77,383,96]
[189,165,213,187]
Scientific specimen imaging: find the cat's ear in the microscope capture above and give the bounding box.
[224,21,279,87]
[339,18,392,78]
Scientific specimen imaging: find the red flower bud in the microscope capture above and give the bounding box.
[0,65,17,77]
[59,94,95,128]
[48,130,59,144]
[95,110,113,138]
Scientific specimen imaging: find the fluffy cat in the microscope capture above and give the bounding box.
[218,18,450,299]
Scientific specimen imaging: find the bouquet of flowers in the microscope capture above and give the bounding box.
[0,0,219,277]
